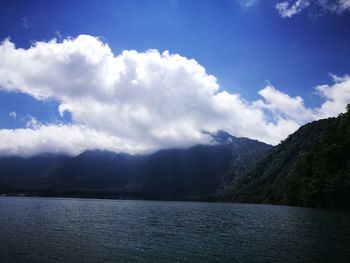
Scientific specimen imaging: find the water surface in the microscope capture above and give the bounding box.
[0,197,349,262]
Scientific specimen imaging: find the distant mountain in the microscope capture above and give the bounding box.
[221,105,350,208]
[0,132,271,200]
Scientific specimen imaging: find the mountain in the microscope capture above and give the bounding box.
[221,105,350,208]
[0,132,271,200]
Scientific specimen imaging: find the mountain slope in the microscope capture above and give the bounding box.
[223,106,350,208]
[0,132,270,200]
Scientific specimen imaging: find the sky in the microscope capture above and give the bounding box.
[0,0,349,156]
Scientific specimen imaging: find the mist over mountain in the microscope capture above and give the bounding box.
[0,131,271,200]
[1,105,350,209]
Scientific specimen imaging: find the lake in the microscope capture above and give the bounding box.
[0,197,349,263]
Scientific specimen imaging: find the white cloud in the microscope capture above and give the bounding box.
[9,111,16,119]
[315,74,350,118]
[340,0,350,11]
[254,85,315,123]
[275,0,310,18]
[255,78,350,122]
[25,115,40,129]
[0,124,158,157]
[276,0,350,18]
[0,35,349,156]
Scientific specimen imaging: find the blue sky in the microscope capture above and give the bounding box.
[0,0,349,156]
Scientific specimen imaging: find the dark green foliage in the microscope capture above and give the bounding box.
[223,105,350,208]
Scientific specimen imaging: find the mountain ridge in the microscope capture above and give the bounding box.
[0,132,271,201]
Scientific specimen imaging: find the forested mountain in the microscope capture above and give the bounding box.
[221,105,350,208]
[3,106,349,208]
[0,132,270,200]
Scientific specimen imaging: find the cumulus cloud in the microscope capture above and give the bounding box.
[276,0,350,18]
[254,85,315,123]
[255,77,350,121]
[0,35,349,156]
[315,74,350,118]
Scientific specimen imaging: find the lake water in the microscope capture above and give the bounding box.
[0,197,349,263]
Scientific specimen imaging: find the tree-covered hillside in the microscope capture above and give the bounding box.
[222,105,350,208]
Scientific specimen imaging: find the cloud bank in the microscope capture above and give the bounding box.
[0,35,349,156]
[276,0,350,18]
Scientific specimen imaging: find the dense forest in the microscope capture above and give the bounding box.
[220,105,350,208]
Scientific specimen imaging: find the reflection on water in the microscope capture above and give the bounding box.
[0,197,349,262]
